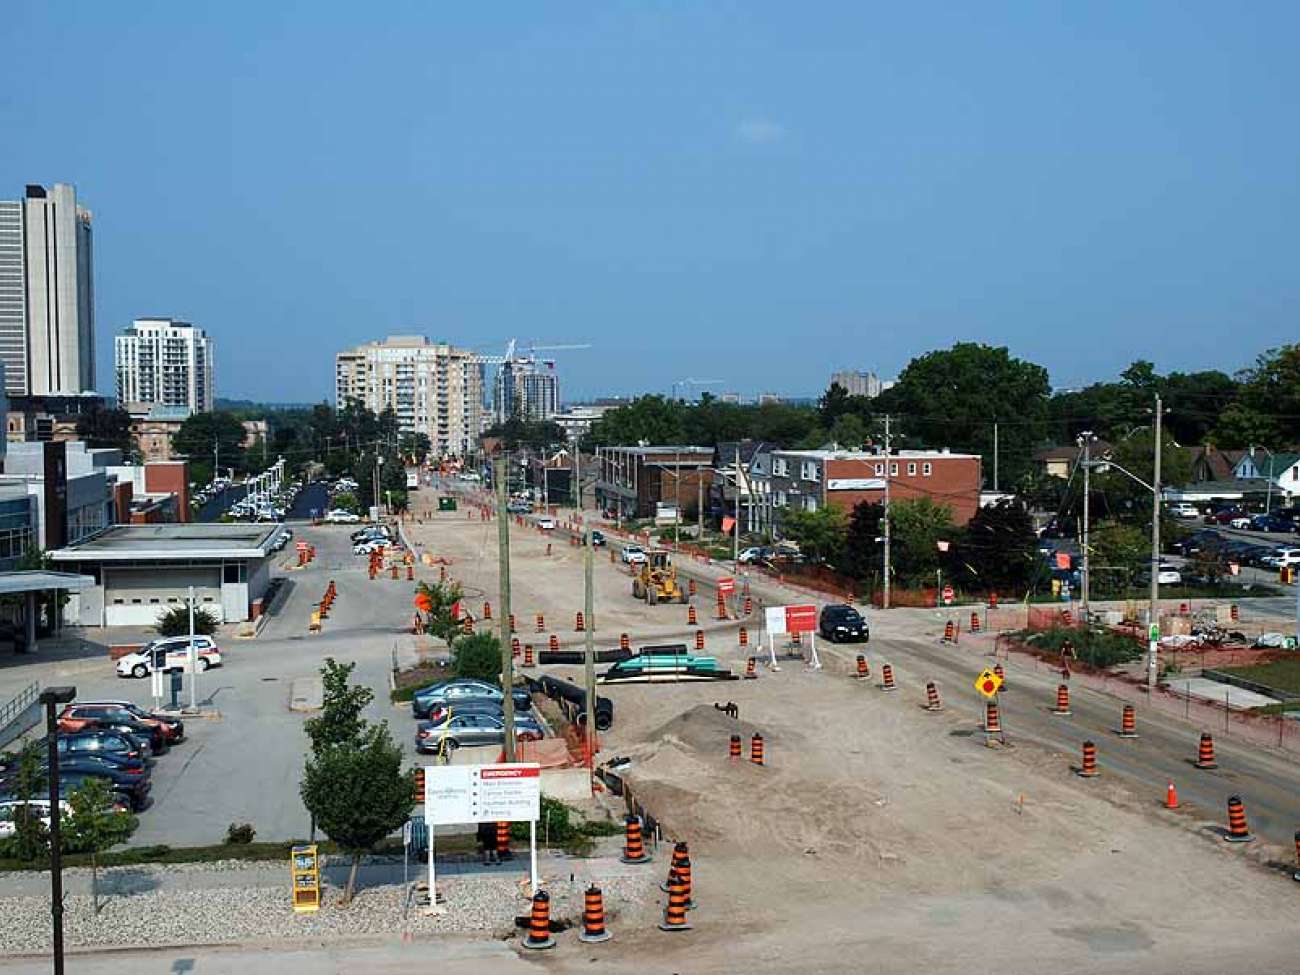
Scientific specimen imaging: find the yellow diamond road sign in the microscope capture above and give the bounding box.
[975,668,1003,699]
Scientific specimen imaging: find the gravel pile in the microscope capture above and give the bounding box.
[0,863,660,956]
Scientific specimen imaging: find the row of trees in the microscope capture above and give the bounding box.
[582,342,1300,490]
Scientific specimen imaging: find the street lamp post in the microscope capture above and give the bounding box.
[40,685,77,975]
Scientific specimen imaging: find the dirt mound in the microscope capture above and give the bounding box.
[644,702,773,754]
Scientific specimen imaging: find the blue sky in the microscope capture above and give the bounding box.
[3,2,1297,403]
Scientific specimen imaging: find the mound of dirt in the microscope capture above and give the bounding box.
[644,702,772,753]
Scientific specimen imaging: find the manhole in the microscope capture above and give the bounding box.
[948,729,976,738]
[261,677,278,682]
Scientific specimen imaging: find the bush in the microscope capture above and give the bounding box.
[451,633,503,685]
[224,822,256,845]
[1020,625,1143,670]
[155,605,219,637]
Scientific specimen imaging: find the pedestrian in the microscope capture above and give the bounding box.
[476,821,499,865]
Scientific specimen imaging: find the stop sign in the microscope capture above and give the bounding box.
[941,585,955,605]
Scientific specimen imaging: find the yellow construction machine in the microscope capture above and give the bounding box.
[630,549,687,604]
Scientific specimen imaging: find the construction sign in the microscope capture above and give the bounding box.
[717,577,736,595]
[974,668,1003,698]
[764,604,817,634]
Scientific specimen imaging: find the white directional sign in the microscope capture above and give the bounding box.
[424,763,540,825]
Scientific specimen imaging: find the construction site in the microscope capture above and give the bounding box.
[394,479,1300,975]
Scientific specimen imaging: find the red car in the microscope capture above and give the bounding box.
[1204,507,1246,525]
[58,702,184,743]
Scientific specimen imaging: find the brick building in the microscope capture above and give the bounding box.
[594,445,714,521]
[760,448,982,530]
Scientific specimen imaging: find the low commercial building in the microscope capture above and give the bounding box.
[107,460,191,524]
[594,445,714,521]
[762,447,983,532]
[0,440,116,548]
[50,523,283,627]
[125,403,190,462]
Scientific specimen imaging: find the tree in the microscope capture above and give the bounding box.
[838,501,883,581]
[1089,521,1148,595]
[1096,431,1191,523]
[828,413,869,449]
[414,579,465,648]
[452,632,503,685]
[879,343,1051,486]
[304,659,374,754]
[77,405,137,458]
[1215,344,1300,447]
[483,417,567,452]
[65,777,134,914]
[398,432,432,465]
[958,499,1037,594]
[300,723,413,904]
[888,497,955,588]
[778,506,846,565]
[173,411,248,471]
[154,605,219,637]
[0,742,49,862]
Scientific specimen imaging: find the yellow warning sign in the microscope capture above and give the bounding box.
[974,668,1003,699]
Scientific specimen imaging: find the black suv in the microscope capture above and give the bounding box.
[819,604,869,643]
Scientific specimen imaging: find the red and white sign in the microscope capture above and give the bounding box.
[764,603,817,634]
[717,577,736,595]
[941,585,955,606]
[424,762,540,825]
[296,541,308,552]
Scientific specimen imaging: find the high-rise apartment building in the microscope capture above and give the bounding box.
[829,369,883,399]
[335,336,483,457]
[0,185,96,396]
[493,360,560,423]
[115,318,215,414]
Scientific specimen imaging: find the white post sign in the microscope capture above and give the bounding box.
[424,763,542,903]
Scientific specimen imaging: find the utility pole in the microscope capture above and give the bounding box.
[732,450,742,568]
[495,455,516,761]
[583,527,596,773]
[1147,395,1163,692]
[992,421,999,493]
[374,455,383,516]
[572,438,581,510]
[883,415,892,610]
[1080,434,1092,615]
[674,448,681,548]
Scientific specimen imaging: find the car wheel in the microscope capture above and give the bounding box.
[198,658,211,672]
[131,664,148,679]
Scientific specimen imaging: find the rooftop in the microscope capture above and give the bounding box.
[48,524,280,562]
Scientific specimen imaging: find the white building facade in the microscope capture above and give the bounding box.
[0,184,96,396]
[115,317,215,413]
[335,335,483,457]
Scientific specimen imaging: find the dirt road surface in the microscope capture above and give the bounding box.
[393,488,1300,975]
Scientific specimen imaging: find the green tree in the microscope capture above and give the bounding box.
[76,404,138,458]
[451,632,503,685]
[958,499,1037,594]
[415,579,465,648]
[1097,432,1191,520]
[154,605,219,637]
[1215,344,1300,446]
[0,742,49,862]
[837,501,883,581]
[1089,521,1148,595]
[173,411,248,471]
[828,413,869,449]
[879,343,1051,485]
[300,723,413,904]
[65,777,134,914]
[398,432,432,465]
[888,497,956,588]
[779,506,847,565]
[304,659,374,754]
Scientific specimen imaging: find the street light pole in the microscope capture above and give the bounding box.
[883,415,892,610]
[1079,433,1094,616]
[40,685,77,975]
[495,455,516,762]
[1147,395,1163,692]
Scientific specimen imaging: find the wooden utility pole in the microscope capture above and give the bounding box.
[583,530,597,773]
[1147,395,1163,692]
[495,455,516,761]
[883,415,892,610]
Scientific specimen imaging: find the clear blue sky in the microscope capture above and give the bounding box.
[3,2,1297,403]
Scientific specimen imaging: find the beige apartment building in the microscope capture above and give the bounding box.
[334,335,483,457]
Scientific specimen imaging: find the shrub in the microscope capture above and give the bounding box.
[451,633,503,685]
[155,605,219,637]
[224,822,257,845]
[1020,625,1143,670]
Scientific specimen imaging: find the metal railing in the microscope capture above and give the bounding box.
[0,681,39,747]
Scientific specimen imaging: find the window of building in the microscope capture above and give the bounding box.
[874,464,883,475]
[773,458,788,477]
[890,463,898,476]
[923,462,932,476]
[775,491,788,508]
[907,462,917,476]
[801,461,820,482]
[805,497,818,512]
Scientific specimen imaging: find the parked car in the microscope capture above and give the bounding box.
[351,527,390,542]
[506,499,531,514]
[324,509,361,524]
[116,636,222,679]
[0,798,73,838]
[0,768,146,813]
[1138,563,1183,585]
[1204,507,1247,526]
[22,750,150,787]
[414,712,544,753]
[50,728,150,765]
[1250,513,1295,533]
[58,703,182,748]
[738,546,773,565]
[1168,502,1200,519]
[1261,547,1300,569]
[585,530,606,547]
[410,679,533,720]
[621,545,648,564]
[1169,530,1218,557]
[818,604,870,643]
[535,516,556,530]
[353,540,387,555]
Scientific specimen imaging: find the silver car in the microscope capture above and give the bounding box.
[415,712,543,753]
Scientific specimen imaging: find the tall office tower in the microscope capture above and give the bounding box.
[829,369,882,399]
[0,202,26,397]
[115,318,215,413]
[493,359,560,422]
[334,335,483,457]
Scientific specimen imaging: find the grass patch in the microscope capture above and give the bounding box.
[1017,625,1144,670]
[390,661,452,703]
[1220,658,1300,697]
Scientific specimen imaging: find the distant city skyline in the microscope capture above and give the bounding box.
[3,5,1298,403]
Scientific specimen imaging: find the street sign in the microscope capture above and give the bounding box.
[424,763,541,826]
[295,541,308,552]
[1148,623,1160,642]
[765,604,817,634]
[974,668,1003,698]
[941,585,955,606]
[717,577,736,595]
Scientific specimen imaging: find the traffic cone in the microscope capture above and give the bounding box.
[548,634,559,652]
[1078,740,1099,778]
[744,657,757,680]
[621,815,652,864]
[880,663,897,691]
[687,605,698,626]
[1165,781,1179,809]
[1052,684,1071,716]
[855,654,869,680]
[925,680,942,711]
[750,733,765,766]
[739,625,748,648]
[1117,704,1139,739]
[1224,795,1254,842]
[521,890,556,949]
[694,629,704,650]
[578,885,612,944]
[1195,732,1218,769]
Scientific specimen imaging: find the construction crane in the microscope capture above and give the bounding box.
[671,378,724,401]
[468,339,591,368]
